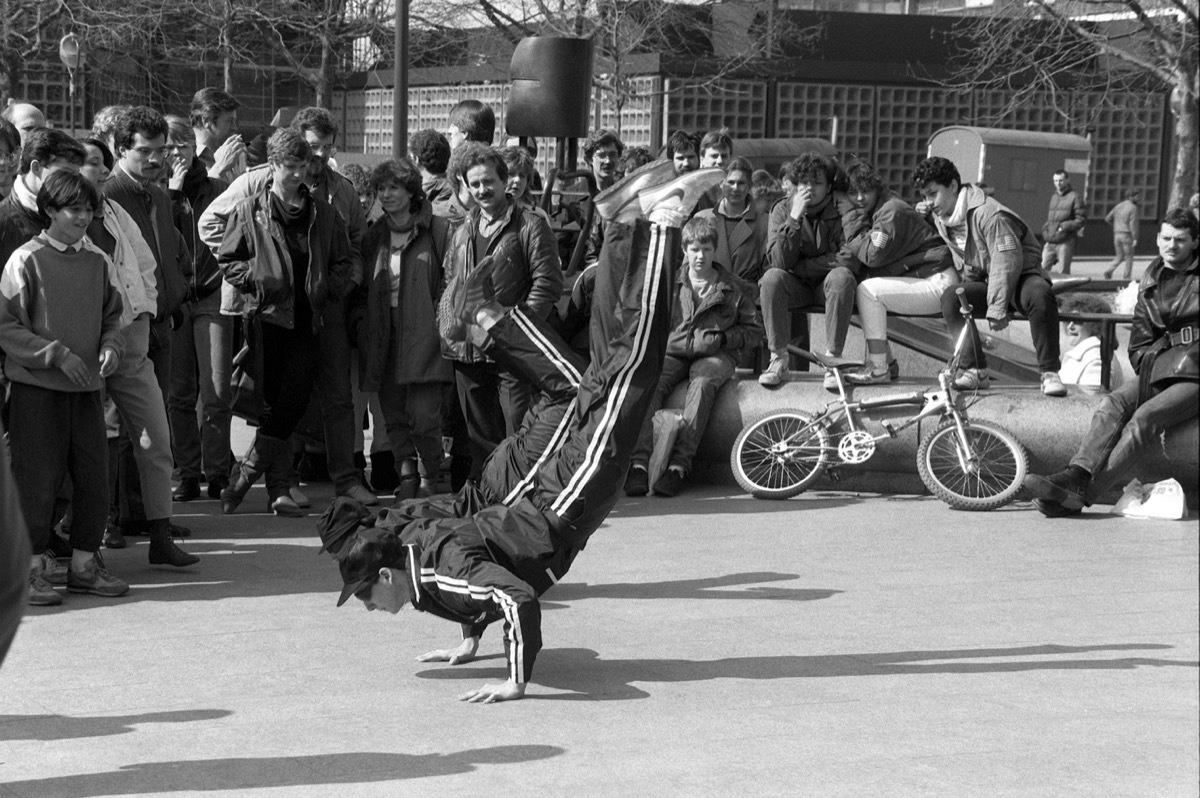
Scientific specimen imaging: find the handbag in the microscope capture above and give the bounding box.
[230,312,264,424]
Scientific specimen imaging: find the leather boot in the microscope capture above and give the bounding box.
[221,434,271,514]
[262,434,304,517]
[369,450,401,494]
[148,518,199,567]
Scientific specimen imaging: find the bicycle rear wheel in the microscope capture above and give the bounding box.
[917,418,1027,511]
[731,410,830,500]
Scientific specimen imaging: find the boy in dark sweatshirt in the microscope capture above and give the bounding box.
[0,171,126,606]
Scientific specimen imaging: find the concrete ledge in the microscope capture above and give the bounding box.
[669,375,1199,503]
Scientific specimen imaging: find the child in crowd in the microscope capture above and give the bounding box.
[624,215,762,498]
[0,171,126,605]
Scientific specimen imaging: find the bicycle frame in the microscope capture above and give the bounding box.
[785,290,983,466]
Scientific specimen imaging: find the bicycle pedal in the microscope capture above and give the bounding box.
[825,468,841,483]
[880,420,896,437]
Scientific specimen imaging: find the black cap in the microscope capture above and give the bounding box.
[335,527,405,607]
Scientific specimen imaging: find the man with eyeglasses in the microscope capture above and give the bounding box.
[199,106,373,508]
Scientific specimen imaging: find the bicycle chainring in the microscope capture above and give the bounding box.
[836,430,876,464]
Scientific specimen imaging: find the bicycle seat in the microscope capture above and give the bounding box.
[785,345,862,371]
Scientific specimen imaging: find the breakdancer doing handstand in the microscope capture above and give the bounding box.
[322,162,725,702]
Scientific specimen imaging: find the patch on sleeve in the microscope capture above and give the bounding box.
[997,234,1018,252]
[870,230,891,249]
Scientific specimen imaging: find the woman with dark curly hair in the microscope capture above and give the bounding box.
[352,158,454,499]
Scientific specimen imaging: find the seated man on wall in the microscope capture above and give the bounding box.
[837,160,956,384]
[758,152,851,388]
[623,215,762,498]
[911,156,1067,397]
[1024,209,1197,516]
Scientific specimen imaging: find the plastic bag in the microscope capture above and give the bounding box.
[1110,478,1189,520]
[647,409,684,487]
[1112,281,1139,315]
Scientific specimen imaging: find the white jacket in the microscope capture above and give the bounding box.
[1060,335,1125,392]
[98,199,158,327]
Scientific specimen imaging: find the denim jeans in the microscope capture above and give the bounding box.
[168,291,233,482]
[631,353,736,474]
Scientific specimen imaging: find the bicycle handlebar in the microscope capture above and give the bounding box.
[956,287,973,317]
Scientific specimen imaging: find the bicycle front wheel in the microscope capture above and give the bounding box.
[731,410,830,500]
[917,418,1028,511]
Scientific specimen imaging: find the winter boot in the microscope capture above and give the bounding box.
[148,518,199,567]
[221,434,271,514]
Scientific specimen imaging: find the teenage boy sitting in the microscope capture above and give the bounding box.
[912,156,1067,396]
[0,171,126,605]
[624,215,762,497]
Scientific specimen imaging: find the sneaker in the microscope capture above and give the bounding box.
[953,368,991,390]
[341,483,378,507]
[172,477,201,502]
[624,465,649,497]
[758,354,790,387]
[1023,467,1090,511]
[67,558,129,598]
[639,168,726,227]
[1041,371,1067,397]
[594,160,677,223]
[845,366,891,385]
[289,486,312,508]
[28,569,62,606]
[652,468,685,497]
[39,551,67,585]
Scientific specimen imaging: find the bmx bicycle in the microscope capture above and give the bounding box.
[731,289,1029,510]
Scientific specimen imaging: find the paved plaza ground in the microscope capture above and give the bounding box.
[1,477,1196,797]
[2,255,1195,797]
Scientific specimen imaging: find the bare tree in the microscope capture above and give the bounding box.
[0,0,66,102]
[244,0,393,106]
[939,0,1198,210]
[410,0,823,138]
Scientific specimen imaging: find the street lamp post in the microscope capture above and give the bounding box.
[58,34,83,135]
[392,0,408,158]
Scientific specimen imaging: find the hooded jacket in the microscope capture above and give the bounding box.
[931,185,1048,323]
[665,263,763,361]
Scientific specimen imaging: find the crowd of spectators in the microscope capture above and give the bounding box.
[1,90,1195,610]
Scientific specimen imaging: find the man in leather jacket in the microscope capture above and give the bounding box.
[1024,208,1199,516]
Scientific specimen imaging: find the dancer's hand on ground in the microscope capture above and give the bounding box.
[416,636,479,665]
[458,680,526,704]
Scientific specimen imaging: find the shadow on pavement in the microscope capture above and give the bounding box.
[610,493,860,518]
[0,709,232,742]
[0,745,565,796]
[416,643,1198,701]
[541,572,839,608]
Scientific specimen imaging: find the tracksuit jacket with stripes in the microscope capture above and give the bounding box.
[376,219,679,685]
